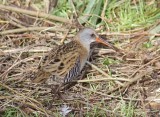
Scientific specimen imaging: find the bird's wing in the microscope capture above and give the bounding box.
[33,41,82,83]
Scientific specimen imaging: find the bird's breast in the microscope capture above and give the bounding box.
[79,47,89,70]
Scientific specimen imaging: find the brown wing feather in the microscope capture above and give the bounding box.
[32,40,84,83]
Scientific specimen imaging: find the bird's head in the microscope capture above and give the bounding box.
[76,28,118,51]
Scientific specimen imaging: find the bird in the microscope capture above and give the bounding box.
[32,28,118,86]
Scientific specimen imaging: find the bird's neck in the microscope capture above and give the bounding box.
[72,39,90,70]
[74,37,91,53]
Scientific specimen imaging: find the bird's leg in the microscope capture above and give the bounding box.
[48,84,65,109]
[51,83,67,101]
[47,75,65,100]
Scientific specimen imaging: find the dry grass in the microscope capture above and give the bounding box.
[0,1,160,117]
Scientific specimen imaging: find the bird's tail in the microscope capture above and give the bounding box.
[31,69,51,83]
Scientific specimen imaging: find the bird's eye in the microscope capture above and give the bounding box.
[90,33,95,38]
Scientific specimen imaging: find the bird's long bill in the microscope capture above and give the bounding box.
[96,37,119,51]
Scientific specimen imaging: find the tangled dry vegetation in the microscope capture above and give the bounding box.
[0,1,160,117]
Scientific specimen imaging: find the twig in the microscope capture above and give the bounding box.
[0,81,49,116]
[1,46,115,55]
[70,0,78,17]
[101,0,108,19]
[86,61,124,86]
[60,26,71,44]
[77,100,119,116]
[138,90,148,117]
[106,73,145,95]
[101,32,160,37]
[77,77,130,83]
[0,57,34,78]
[77,85,142,101]
[2,47,51,54]
[0,27,66,35]
[129,55,160,78]
[44,0,50,13]
[7,16,25,28]
[107,56,160,94]
[0,5,71,24]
